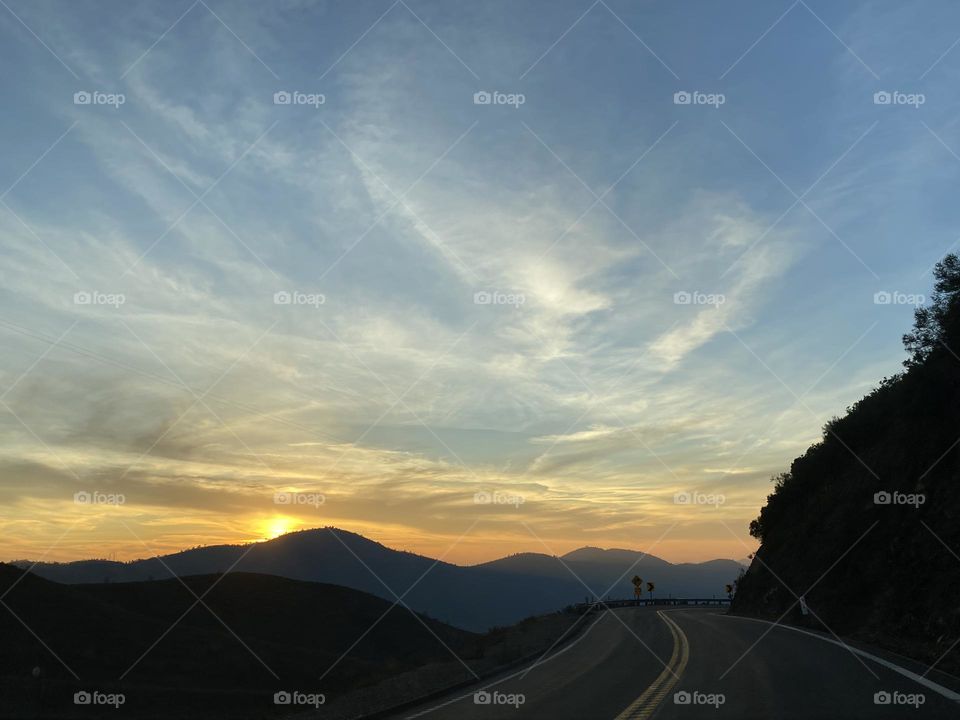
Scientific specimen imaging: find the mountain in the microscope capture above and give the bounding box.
[15,528,743,631]
[0,562,474,718]
[477,547,739,601]
[732,254,960,675]
[560,547,671,567]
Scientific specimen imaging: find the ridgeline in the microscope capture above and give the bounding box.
[733,255,960,674]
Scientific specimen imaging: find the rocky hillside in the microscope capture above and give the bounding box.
[732,255,960,674]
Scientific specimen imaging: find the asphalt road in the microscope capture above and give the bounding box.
[392,607,960,720]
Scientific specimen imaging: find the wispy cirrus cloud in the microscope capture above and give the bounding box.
[3,0,952,564]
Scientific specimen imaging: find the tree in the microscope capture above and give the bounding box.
[903,253,960,367]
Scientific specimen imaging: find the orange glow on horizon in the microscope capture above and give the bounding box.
[261,516,297,540]
[1,519,757,568]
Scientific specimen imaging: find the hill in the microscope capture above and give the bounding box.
[732,254,960,674]
[0,562,473,718]
[0,563,584,719]
[14,529,743,631]
[477,547,738,600]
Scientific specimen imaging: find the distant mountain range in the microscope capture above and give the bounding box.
[14,528,744,631]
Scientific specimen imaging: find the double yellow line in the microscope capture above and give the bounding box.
[614,610,690,720]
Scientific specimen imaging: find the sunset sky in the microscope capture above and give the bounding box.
[2,0,958,565]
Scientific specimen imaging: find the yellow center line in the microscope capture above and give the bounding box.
[614,610,690,720]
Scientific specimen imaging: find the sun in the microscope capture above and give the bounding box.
[263,516,294,540]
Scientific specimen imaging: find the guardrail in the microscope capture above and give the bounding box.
[573,598,731,613]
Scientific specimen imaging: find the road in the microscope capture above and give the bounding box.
[391,607,960,720]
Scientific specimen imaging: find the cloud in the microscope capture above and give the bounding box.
[647,197,800,370]
[4,0,902,566]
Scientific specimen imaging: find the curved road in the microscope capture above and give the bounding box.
[392,608,960,720]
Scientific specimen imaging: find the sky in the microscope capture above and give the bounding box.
[2,0,959,565]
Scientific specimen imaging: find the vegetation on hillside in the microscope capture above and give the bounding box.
[734,255,960,674]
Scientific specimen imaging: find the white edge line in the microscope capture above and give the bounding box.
[403,611,609,718]
[714,613,960,703]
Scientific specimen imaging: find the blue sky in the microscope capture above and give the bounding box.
[2,0,959,563]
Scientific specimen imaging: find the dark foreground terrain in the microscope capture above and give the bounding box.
[734,255,960,675]
[0,563,579,718]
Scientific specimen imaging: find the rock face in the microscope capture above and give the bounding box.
[733,256,960,674]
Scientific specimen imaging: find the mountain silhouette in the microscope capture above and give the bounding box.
[16,528,742,631]
[733,254,960,675]
[0,562,473,717]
